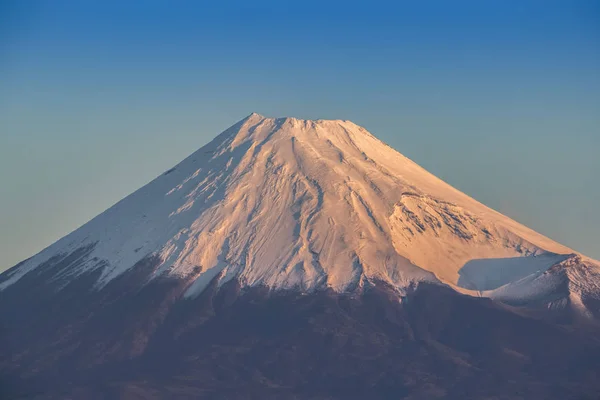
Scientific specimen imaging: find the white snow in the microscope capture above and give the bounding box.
[481,254,600,317]
[1,113,591,300]
[458,253,570,291]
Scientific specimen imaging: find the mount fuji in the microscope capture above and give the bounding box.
[2,114,599,399]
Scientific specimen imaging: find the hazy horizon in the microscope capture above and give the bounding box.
[1,0,599,271]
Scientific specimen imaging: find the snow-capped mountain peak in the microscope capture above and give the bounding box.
[1,114,595,304]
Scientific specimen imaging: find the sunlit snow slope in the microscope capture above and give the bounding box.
[1,113,595,301]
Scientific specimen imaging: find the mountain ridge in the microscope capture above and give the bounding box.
[1,114,594,299]
[2,113,600,399]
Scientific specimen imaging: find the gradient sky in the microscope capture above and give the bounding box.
[0,0,599,271]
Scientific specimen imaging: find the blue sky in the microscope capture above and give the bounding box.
[0,0,599,270]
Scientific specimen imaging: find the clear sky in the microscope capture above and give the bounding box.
[0,0,599,271]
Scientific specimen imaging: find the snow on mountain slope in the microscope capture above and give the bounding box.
[0,113,589,300]
[484,254,600,321]
[458,253,571,291]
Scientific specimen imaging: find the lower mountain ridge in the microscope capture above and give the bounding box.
[1,114,599,399]
[2,255,600,399]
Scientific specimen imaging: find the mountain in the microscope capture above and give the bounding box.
[2,113,599,399]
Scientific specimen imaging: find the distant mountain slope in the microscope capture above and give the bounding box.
[2,267,600,399]
[0,113,585,297]
[1,113,599,399]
